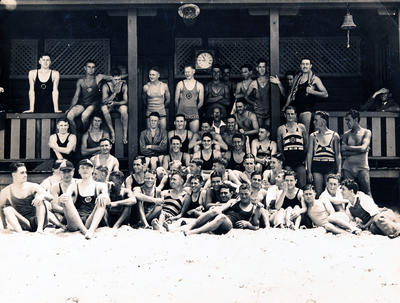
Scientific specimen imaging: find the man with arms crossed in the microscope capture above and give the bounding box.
[341,109,372,196]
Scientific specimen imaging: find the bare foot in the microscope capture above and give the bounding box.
[85,230,94,240]
[110,131,116,144]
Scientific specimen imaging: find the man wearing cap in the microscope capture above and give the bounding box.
[50,160,77,222]
[58,159,110,239]
[90,138,119,181]
[0,163,53,233]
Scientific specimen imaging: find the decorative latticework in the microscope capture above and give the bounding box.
[174,38,202,77]
[209,38,269,75]
[44,39,110,78]
[280,37,361,76]
[10,39,38,79]
[175,37,361,77]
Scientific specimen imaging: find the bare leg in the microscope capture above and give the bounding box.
[299,111,312,134]
[185,214,232,235]
[112,206,131,229]
[34,202,47,233]
[295,165,307,189]
[189,119,199,133]
[150,157,159,171]
[66,105,84,133]
[2,207,23,232]
[145,205,162,224]
[312,172,324,198]
[272,208,285,228]
[260,208,270,228]
[284,207,294,228]
[62,197,88,235]
[81,105,96,130]
[160,117,167,131]
[323,222,349,235]
[357,169,372,196]
[186,209,220,230]
[119,105,129,144]
[101,105,115,143]
[84,202,106,239]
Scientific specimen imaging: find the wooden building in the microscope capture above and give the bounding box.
[0,0,399,201]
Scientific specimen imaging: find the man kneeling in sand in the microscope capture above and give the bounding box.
[0,163,52,233]
[304,184,360,235]
[58,159,110,239]
[183,184,262,235]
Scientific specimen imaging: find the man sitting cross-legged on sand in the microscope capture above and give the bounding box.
[341,179,400,238]
[304,184,360,235]
[182,184,262,235]
[0,163,52,233]
[106,171,136,229]
[151,170,187,231]
[57,159,110,239]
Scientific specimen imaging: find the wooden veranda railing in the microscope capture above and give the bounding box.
[0,113,127,161]
[0,111,399,171]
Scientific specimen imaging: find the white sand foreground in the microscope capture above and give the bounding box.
[0,227,399,303]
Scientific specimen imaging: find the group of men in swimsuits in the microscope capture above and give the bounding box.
[6,54,398,238]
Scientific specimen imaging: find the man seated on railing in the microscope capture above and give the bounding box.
[66,60,115,132]
[101,68,129,144]
[0,163,52,233]
[139,112,168,170]
[25,53,61,113]
[360,88,400,113]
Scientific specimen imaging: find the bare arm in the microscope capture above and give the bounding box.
[333,133,342,175]
[113,84,128,106]
[81,132,100,156]
[52,71,61,112]
[276,126,284,153]
[67,79,83,112]
[244,81,257,106]
[164,83,171,108]
[308,77,328,98]
[26,70,36,112]
[306,134,315,178]
[243,113,259,136]
[342,130,372,153]
[175,81,182,110]
[49,134,77,155]
[197,82,204,109]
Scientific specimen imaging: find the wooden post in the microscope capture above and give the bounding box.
[398,8,400,63]
[128,9,138,172]
[269,9,280,139]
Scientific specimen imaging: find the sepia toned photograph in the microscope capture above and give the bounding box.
[0,1,400,302]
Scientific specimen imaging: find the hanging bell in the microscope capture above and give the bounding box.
[341,11,357,48]
[341,12,357,30]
